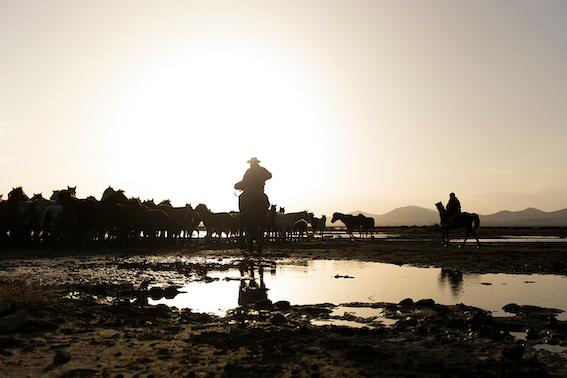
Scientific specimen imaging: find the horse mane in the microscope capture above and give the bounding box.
[159,200,172,207]
[8,187,29,201]
[101,186,115,201]
[31,193,44,200]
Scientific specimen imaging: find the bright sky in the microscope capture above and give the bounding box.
[1,1,566,215]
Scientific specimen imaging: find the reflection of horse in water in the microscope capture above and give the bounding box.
[237,259,274,307]
[239,192,269,253]
[438,268,464,297]
[435,202,481,248]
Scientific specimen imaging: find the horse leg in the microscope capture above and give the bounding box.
[471,228,481,248]
[460,228,469,248]
[256,226,264,253]
[246,226,254,253]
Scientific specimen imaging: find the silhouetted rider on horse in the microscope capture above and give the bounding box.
[446,192,461,225]
[234,157,272,252]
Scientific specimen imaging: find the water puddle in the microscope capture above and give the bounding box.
[149,259,567,323]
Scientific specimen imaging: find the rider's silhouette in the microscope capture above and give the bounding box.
[234,157,272,252]
[446,192,461,223]
[234,157,272,209]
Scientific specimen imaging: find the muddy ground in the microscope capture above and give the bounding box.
[0,228,566,377]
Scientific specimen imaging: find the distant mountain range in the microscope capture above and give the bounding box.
[347,206,567,227]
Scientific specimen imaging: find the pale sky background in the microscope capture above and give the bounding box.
[1,0,566,215]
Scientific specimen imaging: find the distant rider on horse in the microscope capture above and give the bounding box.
[234,157,272,252]
[446,192,461,224]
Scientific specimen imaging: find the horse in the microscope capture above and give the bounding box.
[238,193,270,253]
[42,190,100,247]
[356,213,375,238]
[292,219,309,241]
[435,202,481,248]
[331,212,360,238]
[273,211,310,241]
[0,187,30,244]
[158,200,199,242]
[309,214,326,237]
[50,186,76,201]
[195,204,234,240]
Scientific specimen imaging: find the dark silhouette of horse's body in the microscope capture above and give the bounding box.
[238,193,269,252]
[309,214,326,237]
[331,212,360,238]
[195,203,236,240]
[273,211,309,242]
[356,213,375,238]
[435,202,480,248]
[292,219,309,241]
[0,187,30,244]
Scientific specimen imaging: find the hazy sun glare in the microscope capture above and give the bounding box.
[102,40,343,211]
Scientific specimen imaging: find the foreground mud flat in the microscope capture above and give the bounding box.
[1,238,567,377]
[1,281,567,377]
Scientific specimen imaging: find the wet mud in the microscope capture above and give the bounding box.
[1,232,566,376]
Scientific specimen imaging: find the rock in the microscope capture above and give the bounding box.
[0,310,28,334]
[399,298,414,307]
[255,299,273,310]
[501,344,525,362]
[53,349,71,365]
[502,303,563,319]
[270,313,287,325]
[0,302,12,317]
[415,299,435,307]
[471,311,493,327]
[274,301,291,310]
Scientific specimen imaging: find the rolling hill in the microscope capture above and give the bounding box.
[347,206,567,227]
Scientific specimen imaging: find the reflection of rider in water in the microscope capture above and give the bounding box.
[234,157,272,204]
[238,264,269,306]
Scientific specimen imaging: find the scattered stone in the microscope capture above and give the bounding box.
[270,313,287,325]
[0,310,28,334]
[415,299,435,307]
[399,298,414,307]
[0,302,12,317]
[53,349,71,365]
[481,282,492,286]
[274,301,291,310]
[334,274,354,279]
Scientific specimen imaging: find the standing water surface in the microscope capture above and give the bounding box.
[150,259,567,319]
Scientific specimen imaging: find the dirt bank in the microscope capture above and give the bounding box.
[1,281,566,377]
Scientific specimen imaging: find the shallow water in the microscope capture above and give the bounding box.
[149,259,567,319]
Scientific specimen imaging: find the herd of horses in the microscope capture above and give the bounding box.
[0,186,377,248]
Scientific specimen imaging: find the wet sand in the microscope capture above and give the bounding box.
[1,230,566,377]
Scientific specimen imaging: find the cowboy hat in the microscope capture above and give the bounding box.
[247,157,261,163]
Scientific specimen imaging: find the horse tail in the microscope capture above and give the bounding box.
[472,213,480,231]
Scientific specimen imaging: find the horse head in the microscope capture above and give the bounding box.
[101,186,115,201]
[331,212,341,223]
[31,193,44,200]
[279,207,285,213]
[194,203,210,217]
[435,202,446,214]
[67,186,77,197]
[159,199,172,207]
[8,187,29,202]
